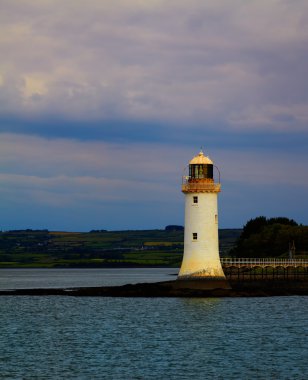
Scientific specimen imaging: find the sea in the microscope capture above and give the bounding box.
[0,268,307,380]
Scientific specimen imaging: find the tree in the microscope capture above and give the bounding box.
[165,225,184,231]
[241,216,267,240]
[230,216,306,258]
[267,217,297,227]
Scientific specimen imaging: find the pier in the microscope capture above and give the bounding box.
[221,258,308,280]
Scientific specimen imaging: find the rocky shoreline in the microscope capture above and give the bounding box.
[1,279,308,297]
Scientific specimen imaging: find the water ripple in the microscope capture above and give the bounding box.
[0,296,307,379]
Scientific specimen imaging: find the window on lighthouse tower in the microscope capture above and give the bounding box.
[193,233,198,240]
[193,196,198,204]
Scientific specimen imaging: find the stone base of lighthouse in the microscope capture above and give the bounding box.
[177,262,231,290]
[177,263,231,290]
[177,254,231,289]
[175,278,231,290]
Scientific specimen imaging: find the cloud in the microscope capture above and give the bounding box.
[0,132,185,229]
[2,132,307,185]
[215,149,308,187]
[1,1,307,229]
[0,132,307,230]
[0,0,308,131]
[0,132,183,179]
[0,133,183,210]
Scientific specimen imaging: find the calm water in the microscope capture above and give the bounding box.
[0,268,179,290]
[0,269,307,379]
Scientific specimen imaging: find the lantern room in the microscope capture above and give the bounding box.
[188,151,214,181]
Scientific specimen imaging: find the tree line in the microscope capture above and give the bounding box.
[231,216,307,258]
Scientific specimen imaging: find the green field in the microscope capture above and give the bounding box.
[0,229,241,268]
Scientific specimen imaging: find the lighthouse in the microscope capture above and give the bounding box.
[178,150,229,288]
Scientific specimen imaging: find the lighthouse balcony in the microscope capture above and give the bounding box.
[181,177,221,193]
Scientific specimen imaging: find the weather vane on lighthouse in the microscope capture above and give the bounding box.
[178,150,229,289]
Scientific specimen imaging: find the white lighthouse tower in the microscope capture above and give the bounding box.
[178,150,229,288]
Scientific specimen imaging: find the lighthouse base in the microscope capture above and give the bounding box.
[175,277,231,290]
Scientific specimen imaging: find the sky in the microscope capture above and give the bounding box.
[0,0,308,231]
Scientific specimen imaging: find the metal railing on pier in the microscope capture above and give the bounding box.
[221,258,308,269]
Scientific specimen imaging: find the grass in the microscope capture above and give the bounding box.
[0,228,241,268]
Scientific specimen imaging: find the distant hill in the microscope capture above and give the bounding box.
[0,228,241,268]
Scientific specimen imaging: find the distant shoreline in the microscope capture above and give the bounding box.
[0,264,179,269]
[0,229,242,268]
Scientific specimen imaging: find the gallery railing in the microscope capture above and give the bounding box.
[181,177,221,193]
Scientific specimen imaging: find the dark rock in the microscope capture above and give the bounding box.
[0,279,308,297]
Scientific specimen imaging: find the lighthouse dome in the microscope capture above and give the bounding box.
[189,151,213,165]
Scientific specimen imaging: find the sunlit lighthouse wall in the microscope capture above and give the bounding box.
[178,151,227,284]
